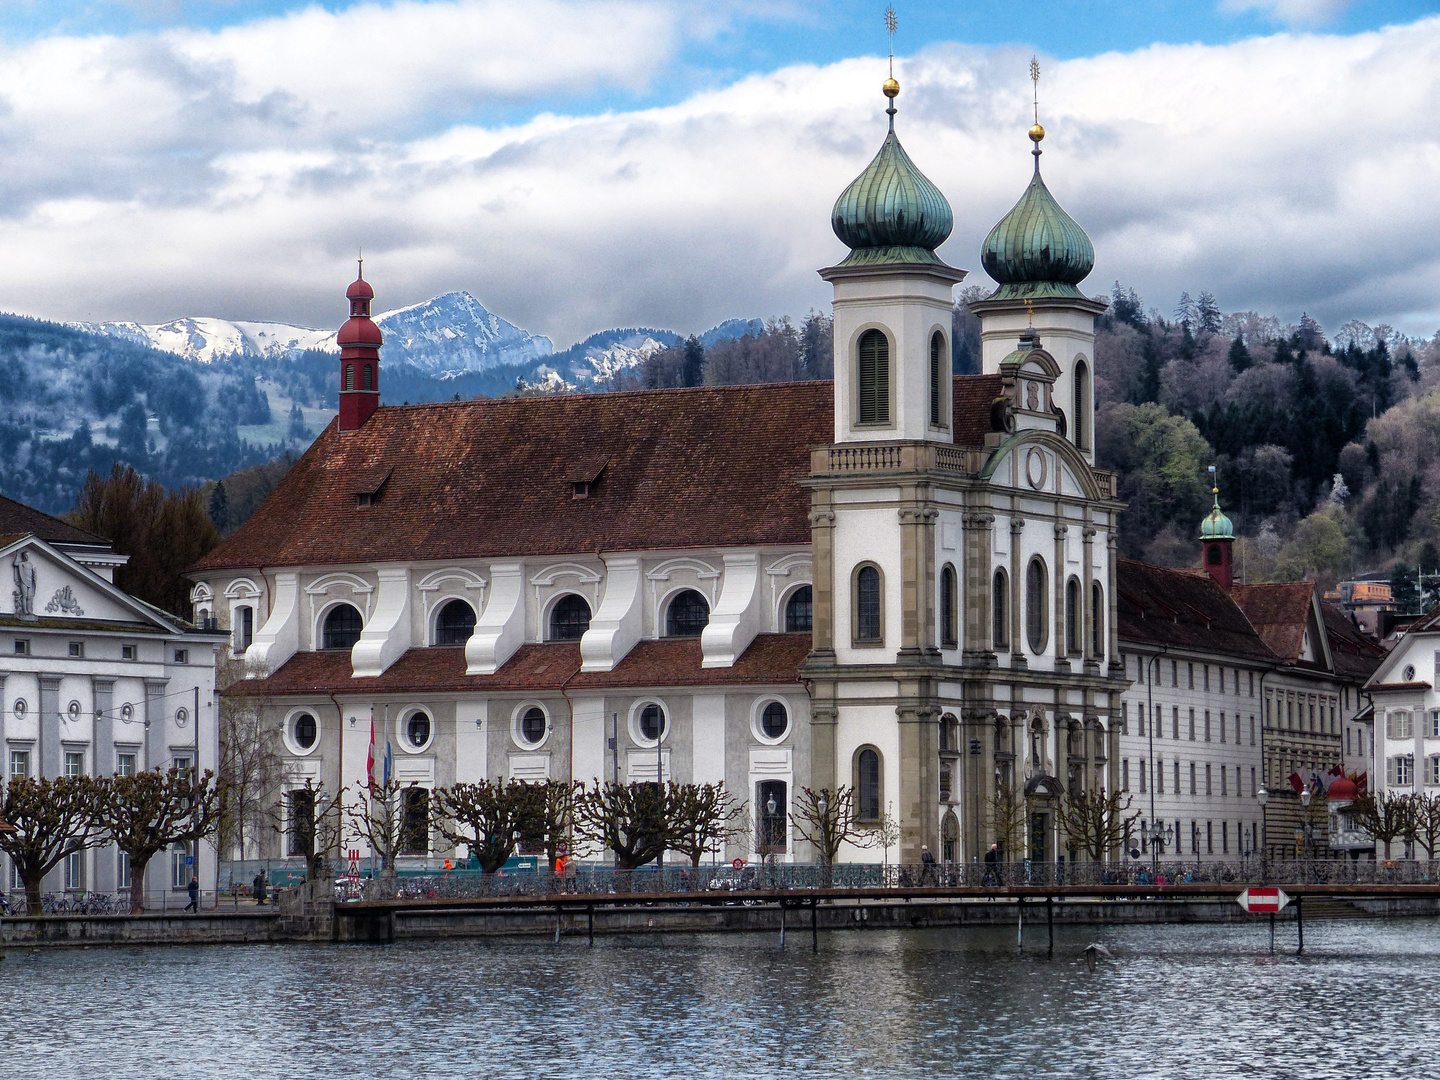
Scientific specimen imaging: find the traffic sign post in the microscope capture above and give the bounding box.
[1237,888,1291,954]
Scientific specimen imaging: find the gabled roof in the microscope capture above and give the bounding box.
[225,633,811,698]
[1231,582,1330,669]
[192,376,1004,573]
[1116,559,1276,662]
[1320,601,1387,682]
[0,493,110,549]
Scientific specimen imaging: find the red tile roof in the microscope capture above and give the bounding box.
[1320,601,1387,681]
[1116,559,1276,662]
[225,633,811,698]
[1231,582,1317,664]
[192,376,1004,572]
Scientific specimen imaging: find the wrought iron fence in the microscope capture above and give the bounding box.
[0,890,234,916]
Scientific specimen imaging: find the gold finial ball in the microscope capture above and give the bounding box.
[1029,123,1045,143]
[883,77,900,99]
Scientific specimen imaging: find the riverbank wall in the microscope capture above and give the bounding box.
[6,894,1438,950]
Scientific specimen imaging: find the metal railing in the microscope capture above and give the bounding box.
[0,890,237,916]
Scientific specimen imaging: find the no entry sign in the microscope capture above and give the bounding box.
[1237,887,1291,914]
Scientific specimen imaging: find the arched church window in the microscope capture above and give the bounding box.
[930,331,946,427]
[322,604,363,650]
[1073,358,1090,451]
[549,594,592,641]
[1091,582,1105,657]
[940,564,958,649]
[855,746,882,821]
[784,585,812,633]
[1066,577,1081,655]
[434,599,476,645]
[665,589,710,637]
[857,329,890,425]
[992,569,1009,650]
[854,565,883,644]
[1025,558,1048,654]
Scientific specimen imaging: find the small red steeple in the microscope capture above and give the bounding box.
[338,259,382,432]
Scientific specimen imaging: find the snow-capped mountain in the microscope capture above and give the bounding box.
[76,291,553,376]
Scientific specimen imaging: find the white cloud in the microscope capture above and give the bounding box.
[0,7,1438,346]
[1219,0,1355,28]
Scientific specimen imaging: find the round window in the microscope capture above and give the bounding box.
[293,712,317,750]
[521,707,546,746]
[761,701,789,740]
[1404,665,1417,682]
[639,703,666,742]
[406,711,432,749]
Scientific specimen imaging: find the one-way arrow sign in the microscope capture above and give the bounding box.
[1237,887,1291,913]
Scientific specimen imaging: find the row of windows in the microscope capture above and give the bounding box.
[1127,654,1258,698]
[1122,702,1258,746]
[9,749,181,780]
[282,698,797,759]
[990,561,1104,656]
[1383,710,1440,741]
[1124,759,1258,799]
[342,362,376,392]
[1386,755,1440,787]
[1265,691,1340,734]
[247,585,817,655]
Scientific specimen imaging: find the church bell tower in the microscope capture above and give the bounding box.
[338,264,382,432]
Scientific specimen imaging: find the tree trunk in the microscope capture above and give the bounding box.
[129,857,149,913]
[25,869,43,915]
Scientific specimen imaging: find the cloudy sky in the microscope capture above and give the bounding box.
[0,0,1437,345]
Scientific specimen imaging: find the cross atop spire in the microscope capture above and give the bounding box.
[882,6,899,128]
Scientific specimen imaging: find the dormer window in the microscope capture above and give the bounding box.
[349,467,392,509]
[565,456,608,501]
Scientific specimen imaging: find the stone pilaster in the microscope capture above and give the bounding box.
[897,703,940,863]
[1053,522,1069,670]
[1009,517,1025,667]
[962,512,995,662]
[808,502,837,659]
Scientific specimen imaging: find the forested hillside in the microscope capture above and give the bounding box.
[1090,285,1438,587]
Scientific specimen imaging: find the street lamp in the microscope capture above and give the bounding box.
[1298,788,1315,879]
[1256,787,1269,880]
[816,792,829,873]
[1148,819,1173,870]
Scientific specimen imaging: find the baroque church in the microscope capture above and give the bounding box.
[195,74,1126,867]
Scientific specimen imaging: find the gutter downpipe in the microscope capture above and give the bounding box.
[1256,662,1282,875]
[1145,645,1169,870]
[328,690,346,870]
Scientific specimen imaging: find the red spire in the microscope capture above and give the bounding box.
[338,259,382,431]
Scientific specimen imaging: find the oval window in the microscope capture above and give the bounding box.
[761,701,789,740]
[406,711,431,749]
[294,713,317,750]
[521,706,546,746]
[639,703,666,742]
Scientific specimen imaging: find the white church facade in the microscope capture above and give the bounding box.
[196,77,1128,867]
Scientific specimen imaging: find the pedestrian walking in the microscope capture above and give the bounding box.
[184,876,199,913]
[920,845,936,884]
[983,842,1000,886]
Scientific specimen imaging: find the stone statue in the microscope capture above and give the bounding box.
[12,551,36,617]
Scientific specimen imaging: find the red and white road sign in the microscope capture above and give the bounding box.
[732,857,745,870]
[1237,887,1291,913]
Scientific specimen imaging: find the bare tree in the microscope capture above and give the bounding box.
[517,779,582,871]
[1412,793,1440,860]
[344,778,423,893]
[96,768,220,912]
[1054,786,1139,863]
[666,782,745,867]
[215,656,284,860]
[574,782,666,870]
[1350,790,1414,860]
[433,779,527,874]
[273,778,343,879]
[788,785,875,879]
[874,801,902,868]
[987,778,1027,862]
[0,776,105,912]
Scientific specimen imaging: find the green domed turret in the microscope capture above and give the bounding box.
[831,82,953,269]
[1199,489,1234,541]
[981,129,1094,300]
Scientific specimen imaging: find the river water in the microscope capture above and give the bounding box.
[4,918,1437,1079]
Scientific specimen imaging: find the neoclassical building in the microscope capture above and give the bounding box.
[199,78,1128,867]
[1,495,223,898]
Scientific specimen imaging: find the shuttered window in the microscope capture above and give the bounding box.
[857,329,889,424]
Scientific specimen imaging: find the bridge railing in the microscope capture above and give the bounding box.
[317,857,1440,901]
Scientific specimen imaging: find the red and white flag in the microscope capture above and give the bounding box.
[366,709,377,790]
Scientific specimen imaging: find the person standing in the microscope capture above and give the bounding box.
[920,845,936,885]
[184,876,199,913]
[983,842,1000,886]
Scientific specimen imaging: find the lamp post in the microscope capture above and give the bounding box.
[1256,787,1269,881]
[1148,819,1173,872]
[1299,788,1315,882]
[817,792,829,877]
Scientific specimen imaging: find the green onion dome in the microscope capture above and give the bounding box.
[831,88,953,268]
[1199,489,1235,541]
[981,145,1094,301]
